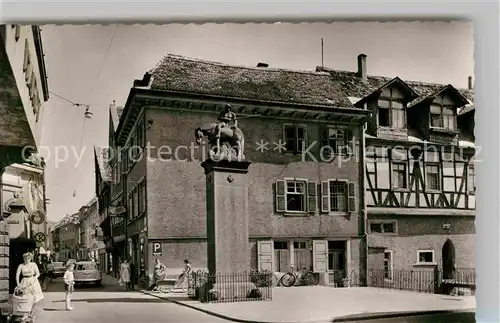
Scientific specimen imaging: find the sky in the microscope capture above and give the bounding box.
[38,22,474,222]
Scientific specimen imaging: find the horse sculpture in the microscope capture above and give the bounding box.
[194,123,245,159]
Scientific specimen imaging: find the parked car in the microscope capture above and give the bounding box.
[47,261,65,278]
[66,259,77,266]
[73,261,102,286]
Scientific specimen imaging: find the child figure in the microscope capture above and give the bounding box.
[63,263,75,311]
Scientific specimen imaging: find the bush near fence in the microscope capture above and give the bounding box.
[188,270,273,303]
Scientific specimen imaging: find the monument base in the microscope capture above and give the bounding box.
[201,158,252,275]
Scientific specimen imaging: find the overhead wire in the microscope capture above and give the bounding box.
[45,26,119,199]
[72,24,119,197]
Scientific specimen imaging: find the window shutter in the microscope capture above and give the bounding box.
[321,181,330,213]
[257,240,274,272]
[312,240,328,273]
[345,130,355,156]
[348,182,357,213]
[307,181,318,213]
[275,180,286,212]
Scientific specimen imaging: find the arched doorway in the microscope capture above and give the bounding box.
[442,239,456,279]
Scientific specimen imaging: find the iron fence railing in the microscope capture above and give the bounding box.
[366,268,476,295]
[189,270,273,303]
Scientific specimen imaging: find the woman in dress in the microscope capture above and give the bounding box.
[119,259,131,291]
[175,259,192,288]
[149,258,166,291]
[16,252,44,318]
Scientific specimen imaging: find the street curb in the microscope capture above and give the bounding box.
[141,290,473,323]
[331,309,474,322]
[140,290,330,323]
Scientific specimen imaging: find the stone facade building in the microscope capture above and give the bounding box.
[0,25,49,298]
[76,197,102,261]
[53,213,79,261]
[99,54,372,286]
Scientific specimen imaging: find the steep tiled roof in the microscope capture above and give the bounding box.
[146,54,474,110]
[94,146,111,182]
[54,212,80,230]
[316,67,474,108]
[150,54,353,107]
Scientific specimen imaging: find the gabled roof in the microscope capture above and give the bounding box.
[315,66,474,108]
[93,146,111,183]
[54,212,80,230]
[148,54,356,107]
[408,84,470,108]
[109,103,124,131]
[356,76,419,104]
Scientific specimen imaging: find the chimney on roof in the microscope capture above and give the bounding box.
[357,53,367,83]
[133,72,152,87]
[257,62,269,68]
[468,76,473,90]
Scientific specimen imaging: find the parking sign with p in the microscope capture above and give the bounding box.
[152,242,162,256]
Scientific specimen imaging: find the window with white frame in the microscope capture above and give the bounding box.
[329,181,347,212]
[369,221,397,234]
[323,128,353,157]
[417,250,435,264]
[425,164,441,190]
[286,181,305,211]
[384,251,393,280]
[377,89,405,129]
[275,179,317,213]
[321,180,356,213]
[430,96,456,130]
[392,162,407,189]
[284,125,307,153]
[467,164,475,194]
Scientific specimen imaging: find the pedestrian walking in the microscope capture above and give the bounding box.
[148,258,166,291]
[174,259,191,289]
[63,263,75,311]
[119,259,131,291]
[15,252,44,320]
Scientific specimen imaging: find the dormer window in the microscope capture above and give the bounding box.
[377,89,405,129]
[430,96,456,130]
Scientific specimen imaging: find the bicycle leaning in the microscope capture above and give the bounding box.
[280,266,318,287]
[249,269,279,287]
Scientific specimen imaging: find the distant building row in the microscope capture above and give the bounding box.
[51,196,104,263]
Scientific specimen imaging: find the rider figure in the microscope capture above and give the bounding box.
[216,104,237,139]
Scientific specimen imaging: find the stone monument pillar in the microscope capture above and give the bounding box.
[201,158,251,274]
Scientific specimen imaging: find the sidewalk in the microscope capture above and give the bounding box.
[142,286,476,323]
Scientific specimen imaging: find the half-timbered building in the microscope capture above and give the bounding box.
[320,56,476,278]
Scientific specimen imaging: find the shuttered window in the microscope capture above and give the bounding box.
[275,179,317,214]
[320,180,357,214]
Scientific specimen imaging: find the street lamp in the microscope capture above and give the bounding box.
[84,106,93,119]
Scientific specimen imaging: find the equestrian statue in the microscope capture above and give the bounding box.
[194,104,245,159]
